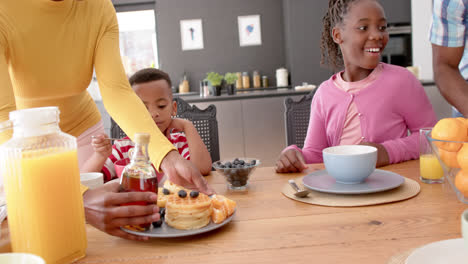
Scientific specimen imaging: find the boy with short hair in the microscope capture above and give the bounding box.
[83,68,212,182]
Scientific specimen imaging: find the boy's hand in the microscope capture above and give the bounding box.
[91,133,112,158]
[276,149,307,173]
[165,118,190,137]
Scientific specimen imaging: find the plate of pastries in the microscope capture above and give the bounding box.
[121,181,236,238]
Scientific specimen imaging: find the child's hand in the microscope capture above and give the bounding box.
[91,133,112,158]
[165,118,190,137]
[360,142,389,167]
[276,149,307,173]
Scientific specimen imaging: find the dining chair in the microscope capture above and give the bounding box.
[174,97,220,163]
[283,90,317,148]
[110,97,220,163]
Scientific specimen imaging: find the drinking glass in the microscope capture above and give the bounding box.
[419,127,444,183]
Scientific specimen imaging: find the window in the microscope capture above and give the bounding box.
[116,10,159,75]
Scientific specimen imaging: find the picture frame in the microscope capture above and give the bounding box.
[180,19,204,51]
[237,15,262,47]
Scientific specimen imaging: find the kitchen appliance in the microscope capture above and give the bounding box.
[381,23,412,68]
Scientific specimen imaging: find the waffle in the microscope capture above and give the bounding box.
[163,180,189,194]
[165,192,212,230]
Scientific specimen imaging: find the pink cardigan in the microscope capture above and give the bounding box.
[286,63,437,164]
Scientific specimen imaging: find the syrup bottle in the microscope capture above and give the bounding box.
[119,133,158,231]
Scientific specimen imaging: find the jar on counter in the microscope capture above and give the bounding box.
[262,76,269,88]
[253,71,261,88]
[236,72,243,89]
[276,67,289,87]
[242,72,250,89]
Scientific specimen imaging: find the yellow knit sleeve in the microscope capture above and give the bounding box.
[93,2,175,170]
[80,184,89,196]
[0,30,15,144]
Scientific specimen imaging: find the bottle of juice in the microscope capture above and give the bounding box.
[120,133,158,231]
[0,107,87,263]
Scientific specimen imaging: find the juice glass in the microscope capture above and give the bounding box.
[419,127,444,183]
[0,107,87,263]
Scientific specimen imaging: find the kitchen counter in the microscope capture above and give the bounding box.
[175,87,314,103]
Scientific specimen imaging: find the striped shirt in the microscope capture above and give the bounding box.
[430,0,468,77]
[101,132,190,182]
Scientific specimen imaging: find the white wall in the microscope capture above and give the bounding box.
[411,0,434,81]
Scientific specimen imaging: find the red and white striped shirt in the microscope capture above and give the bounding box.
[101,132,190,182]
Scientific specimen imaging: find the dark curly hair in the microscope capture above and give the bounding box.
[128,68,172,88]
[320,0,367,71]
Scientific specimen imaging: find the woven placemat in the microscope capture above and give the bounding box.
[387,249,414,264]
[282,177,420,207]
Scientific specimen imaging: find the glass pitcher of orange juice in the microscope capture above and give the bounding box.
[0,107,87,263]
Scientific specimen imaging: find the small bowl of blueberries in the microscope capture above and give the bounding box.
[212,158,260,190]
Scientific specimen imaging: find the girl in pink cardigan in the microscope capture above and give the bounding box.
[276,0,437,173]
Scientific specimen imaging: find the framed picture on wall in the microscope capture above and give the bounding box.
[180,19,204,51]
[238,15,262,47]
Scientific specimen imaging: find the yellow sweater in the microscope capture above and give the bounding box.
[0,0,175,175]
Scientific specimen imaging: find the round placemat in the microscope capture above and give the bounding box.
[387,249,414,264]
[282,177,420,207]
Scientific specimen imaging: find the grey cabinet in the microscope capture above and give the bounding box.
[380,0,411,24]
[192,95,304,166]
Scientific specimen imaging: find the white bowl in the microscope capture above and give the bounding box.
[80,172,104,189]
[322,145,377,184]
[0,253,45,264]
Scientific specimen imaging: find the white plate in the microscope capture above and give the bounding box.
[302,169,405,194]
[406,238,468,264]
[121,210,235,238]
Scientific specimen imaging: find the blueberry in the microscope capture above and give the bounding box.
[239,160,245,165]
[250,160,256,165]
[234,158,239,162]
[178,190,187,198]
[225,161,232,168]
[162,188,170,195]
[159,207,166,217]
[219,164,226,168]
[152,219,163,228]
[233,160,239,165]
[190,191,199,198]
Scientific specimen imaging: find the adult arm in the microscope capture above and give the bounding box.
[430,0,468,116]
[432,44,468,116]
[0,30,15,144]
[93,2,213,194]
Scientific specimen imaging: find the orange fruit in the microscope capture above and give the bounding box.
[212,208,227,224]
[438,148,460,168]
[431,118,467,152]
[455,170,468,197]
[456,117,468,136]
[457,143,468,171]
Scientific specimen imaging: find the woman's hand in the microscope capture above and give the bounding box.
[160,150,215,195]
[275,149,307,173]
[360,142,390,167]
[82,181,159,241]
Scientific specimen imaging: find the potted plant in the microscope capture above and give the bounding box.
[224,72,238,95]
[205,72,224,96]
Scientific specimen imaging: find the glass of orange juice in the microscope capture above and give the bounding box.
[420,127,444,183]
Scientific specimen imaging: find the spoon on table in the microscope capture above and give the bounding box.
[288,179,311,198]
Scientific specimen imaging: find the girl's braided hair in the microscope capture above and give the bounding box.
[320,0,359,71]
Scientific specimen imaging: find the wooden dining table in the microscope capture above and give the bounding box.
[1,160,467,263]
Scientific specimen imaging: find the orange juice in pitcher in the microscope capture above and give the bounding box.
[0,107,86,263]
